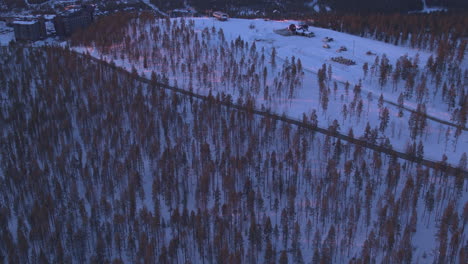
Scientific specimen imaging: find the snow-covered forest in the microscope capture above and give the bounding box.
[69,13,467,165]
[71,13,304,103]
[0,43,467,264]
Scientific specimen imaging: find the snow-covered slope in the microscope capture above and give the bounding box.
[71,17,467,166]
[192,18,467,162]
[1,45,466,264]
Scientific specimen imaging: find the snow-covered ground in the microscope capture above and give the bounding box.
[70,17,466,166]
[2,15,465,165]
[1,18,466,264]
[2,46,465,264]
[192,18,467,163]
[0,21,14,45]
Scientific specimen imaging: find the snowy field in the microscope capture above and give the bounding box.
[70,17,467,166]
[194,18,467,165]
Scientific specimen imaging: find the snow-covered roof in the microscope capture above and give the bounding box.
[173,9,191,13]
[12,20,37,25]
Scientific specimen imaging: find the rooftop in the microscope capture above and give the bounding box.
[12,20,37,25]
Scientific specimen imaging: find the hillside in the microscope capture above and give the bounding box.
[0,43,466,264]
[0,5,467,264]
[2,0,467,13]
[69,14,467,166]
[162,0,466,13]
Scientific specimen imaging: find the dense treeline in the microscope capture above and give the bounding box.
[168,0,468,13]
[312,12,467,52]
[2,0,468,12]
[426,0,468,9]
[0,45,467,263]
[326,0,467,12]
[180,0,467,13]
[325,0,423,13]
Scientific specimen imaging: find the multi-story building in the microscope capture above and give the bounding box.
[12,18,47,41]
[54,5,94,37]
